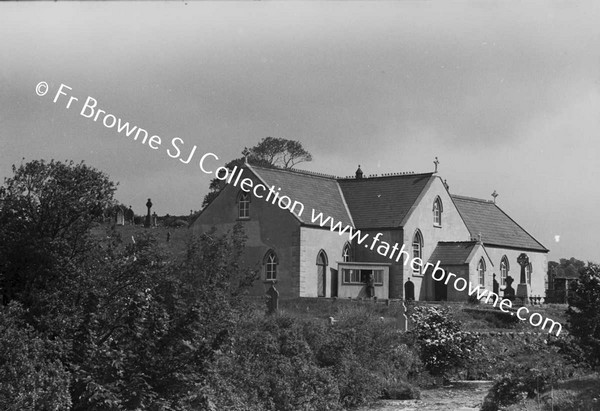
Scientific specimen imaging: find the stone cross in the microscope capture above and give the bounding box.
[492,190,498,203]
[517,253,529,284]
[144,198,153,228]
[266,283,279,315]
[433,157,439,173]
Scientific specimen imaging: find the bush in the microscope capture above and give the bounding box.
[566,264,600,367]
[0,303,71,411]
[481,367,558,411]
[411,305,480,379]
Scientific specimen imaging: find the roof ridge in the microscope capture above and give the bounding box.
[451,194,495,203]
[249,164,337,180]
[337,171,434,180]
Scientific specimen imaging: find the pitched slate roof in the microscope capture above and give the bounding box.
[337,173,433,229]
[429,241,478,265]
[452,195,548,252]
[248,165,353,227]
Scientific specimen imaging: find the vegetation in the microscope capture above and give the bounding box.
[2,159,598,410]
[202,137,312,208]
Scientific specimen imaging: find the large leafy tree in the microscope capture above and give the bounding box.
[202,137,312,208]
[0,159,116,312]
[567,263,600,367]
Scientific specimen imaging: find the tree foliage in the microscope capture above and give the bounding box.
[202,137,312,208]
[567,263,600,367]
[0,159,116,315]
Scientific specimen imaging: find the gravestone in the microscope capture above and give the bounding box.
[126,206,134,225]
[398,301,408,332]
[516,253,530,305]
[144,198,153,228]
[266,284,279,315]
[503,275,515,300]
[116,208,125,226]
[152,212,158,227]
[493,273,499,295]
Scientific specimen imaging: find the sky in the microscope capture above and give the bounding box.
[1,1,599,263]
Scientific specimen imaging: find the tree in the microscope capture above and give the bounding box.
[202,137,312,208]
[566,263,600,367]
[0,159,116,313]
[245,137,312,169]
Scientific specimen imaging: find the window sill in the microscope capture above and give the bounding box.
[433,223,442,228]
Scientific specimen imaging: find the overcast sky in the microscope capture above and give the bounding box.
[1,1,599,263]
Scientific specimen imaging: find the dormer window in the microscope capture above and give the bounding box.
[238,192,250,219]
[433,197,443,227]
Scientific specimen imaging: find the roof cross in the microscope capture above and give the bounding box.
[433,157,439,173]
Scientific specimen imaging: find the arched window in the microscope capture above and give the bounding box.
[316,250,328,297]
[433,197,443,226]
[412,230,423,275]
[478,258,486,286]
[500,256,509,287]
[238,192,250,219]
[342,242,352,262]
[263,250,278,281]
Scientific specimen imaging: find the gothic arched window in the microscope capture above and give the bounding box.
[412,230,423,275]
[478,258,486,286]
[238,192,250,219]
[342,242,352,262]
[263,250,278,281]
[500,255,509,287]
[433,197,443,226]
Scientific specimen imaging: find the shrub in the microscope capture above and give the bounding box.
[566,264,600,367]
[0,303,72,411]
[411,305,480,379]
[481,367,559,411]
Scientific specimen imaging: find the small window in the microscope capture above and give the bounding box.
[264,250,278,281]
[500,256,509,287]
[412,230,423,275]
[342,242,352,262]
[341,268,384,285]
[238,192,250,219]
[478,258,486,286]
[433,197,443,226]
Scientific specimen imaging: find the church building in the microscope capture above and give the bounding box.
[191,163,548,301]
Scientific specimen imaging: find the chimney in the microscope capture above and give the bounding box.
[355,165,363,179]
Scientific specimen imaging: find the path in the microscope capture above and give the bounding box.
[357,381,493,411]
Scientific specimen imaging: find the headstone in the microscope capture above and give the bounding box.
[144,198,153,228]
[503,276,515,300]
[266,284,279,315]
[493,273,499,295]
[126,206,134,225]
[116,208,125,226]
[398,301,408,332]
[152,212,158,227]
[516,253,530,305]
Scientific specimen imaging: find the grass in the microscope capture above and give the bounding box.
[504,373,600,411]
